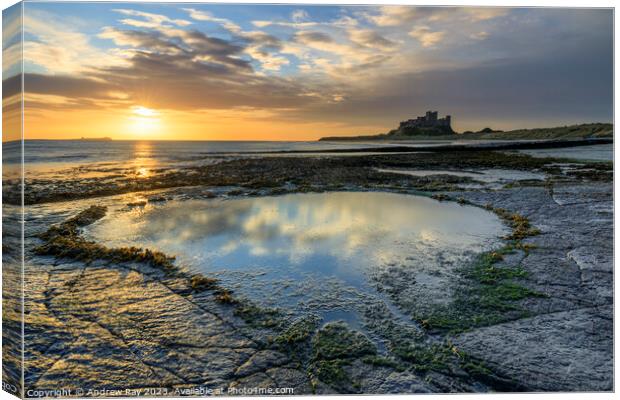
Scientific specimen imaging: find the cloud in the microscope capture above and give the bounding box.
[241,30,281,48]
[241,32,288,71]
[365,6,509,26]
[252,20,318,29]
[246,47,289,71]
[291,31,386,71]
[2,5,22,77]
[252,12,360,31]
[463,8,509,21]
[21,18,328,113]
[409,26,446,48]
[113,9,191,28]
[99,27,184,54]
[23,11,127,75]
[294,31,334,44]
[366,6,419,26]
[285,36,612,130]
[101,23,252,72]
[182,8,242,33]
[348,29,397,50]
[470,31,489,40]
[2,42,21,78]
[181,8,291,72]
[291,9,310,23]
[14,5,612,135]
[17,73,119,100]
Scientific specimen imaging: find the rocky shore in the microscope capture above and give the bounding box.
[3,147,613,395]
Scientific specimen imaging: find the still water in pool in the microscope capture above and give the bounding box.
[87,192,506,322]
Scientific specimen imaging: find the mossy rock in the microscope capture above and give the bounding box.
[362,355,406,372]
[312,359,351,391]
[311,322,376,361]
[392,343,451,372]
[233,302,280,328]
[275,315,320,346]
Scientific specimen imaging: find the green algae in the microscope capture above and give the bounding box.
[397,199,548,334]
[361,355,406,372]
[233,303,280,328]
[275,315,320,346]
[391,343,451,372]
[307,322,377,392]
[312,359,351,390]
[271,319,379,393]
[311,322,376,361]
[415,244,547,333]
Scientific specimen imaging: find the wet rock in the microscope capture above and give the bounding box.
[234,350,288,377]
[452,305,613,392]
[126,200,147,207]
[147,196,168,203]
[266,367,314,394]
[348,359,433,394]
[229,372,275,390]
[376,371,434,393]
[19,153,612,394]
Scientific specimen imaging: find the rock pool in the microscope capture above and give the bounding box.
[86,192,506,327]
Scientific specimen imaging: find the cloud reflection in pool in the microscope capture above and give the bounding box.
[88,191,506,319]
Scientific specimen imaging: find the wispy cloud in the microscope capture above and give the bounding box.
[409,26,446,48]
[114,9,192,28]
[348,29,397,50]
[24,11,127,75]
[182,7,241,33]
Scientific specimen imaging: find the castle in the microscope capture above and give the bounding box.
[399,111,451,130]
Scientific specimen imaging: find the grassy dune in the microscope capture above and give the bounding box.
[320,123,613,141]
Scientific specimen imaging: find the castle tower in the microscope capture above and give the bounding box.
[427,111,438,123]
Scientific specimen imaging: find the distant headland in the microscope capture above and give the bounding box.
[78,137,113,141]
[319,111,613,141]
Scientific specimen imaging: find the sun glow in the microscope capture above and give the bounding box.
[128,106,161,135]
[132,106,158,117]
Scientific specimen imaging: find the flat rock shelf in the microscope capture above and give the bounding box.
[6,147,613,395]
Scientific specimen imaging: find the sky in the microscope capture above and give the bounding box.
[2,2,614,141]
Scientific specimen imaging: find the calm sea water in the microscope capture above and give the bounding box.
[516,144,613,162]
[2,140,403,180]
[3,140,399,166]
[3,140,612,181]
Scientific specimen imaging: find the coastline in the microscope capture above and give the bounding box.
[10,146,613,394]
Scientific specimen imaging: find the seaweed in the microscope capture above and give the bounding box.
[275,315,320,346]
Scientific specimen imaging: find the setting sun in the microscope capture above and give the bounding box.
[128,106,161,135]
[132,106,158,117]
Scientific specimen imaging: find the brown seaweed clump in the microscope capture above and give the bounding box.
[35,205,177,272]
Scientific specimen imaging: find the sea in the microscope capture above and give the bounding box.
[0,139,416,181]
[2,139,613,181]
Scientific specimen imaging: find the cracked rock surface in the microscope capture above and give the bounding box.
[450,183,613,391]
[4,152,613,395]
